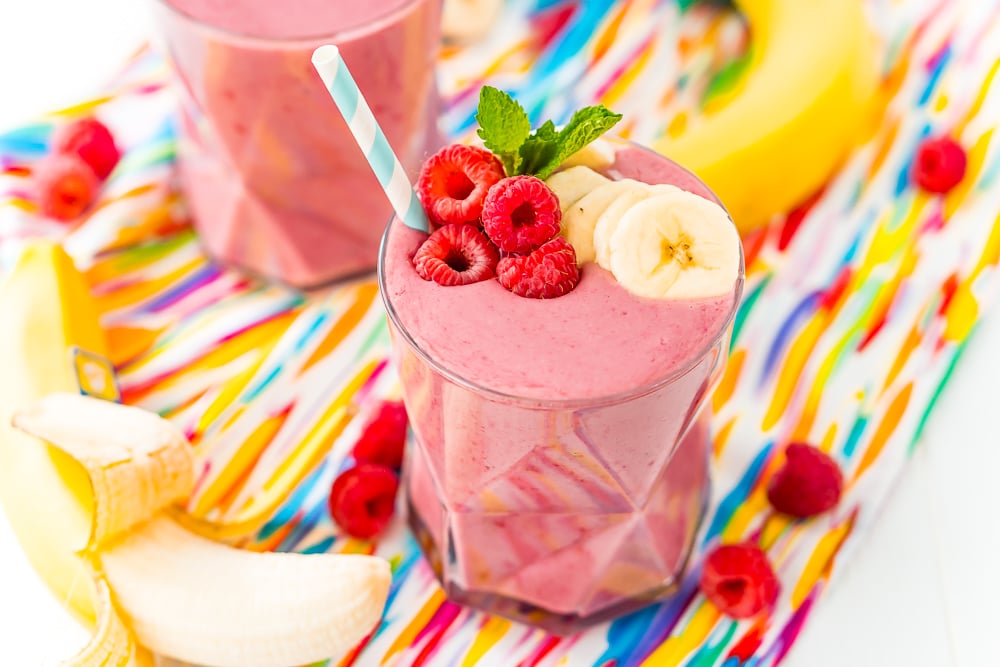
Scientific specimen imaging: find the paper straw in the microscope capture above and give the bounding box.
[311,45,429,233]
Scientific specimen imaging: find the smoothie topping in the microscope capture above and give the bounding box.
[413,223,500,285]
[482,174,562,253]
[767,442,844,518]
[700,543,780,619]
[496,236,580,299]
[416,144,505,227]
[545,164,612,214]
[605,189,741,299]
[412,86,625,298]
[475,85,621,180]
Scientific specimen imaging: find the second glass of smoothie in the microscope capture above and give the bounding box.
[149,0,442,287]
[379,138,744,632]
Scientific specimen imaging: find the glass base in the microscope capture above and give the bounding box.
[403,406,713,635]
[406,494,707,635]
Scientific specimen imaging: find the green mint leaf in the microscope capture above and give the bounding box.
[475,86,531,175]
[534,105,623,179]
[517,120,560,176]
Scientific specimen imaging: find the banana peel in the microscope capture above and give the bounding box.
[13,394,391,667]
[0,242,107,627]
[0,244,390,665]
[657,0,880,234]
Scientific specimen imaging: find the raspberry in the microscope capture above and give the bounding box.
[767,442,844,518]
[700,544,780,619]
[34,154,99,222]
[416,144,504,226]
[353,400,408,469]
[328,463,399,539]
[413,223,499,286]
[496,236,580,299]
[482,175,562,253]
[913,136,966,194]
[52,117,120,180]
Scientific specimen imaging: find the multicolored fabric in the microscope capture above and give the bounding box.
[2,0,998,664]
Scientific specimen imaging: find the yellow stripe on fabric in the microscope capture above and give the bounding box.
[639,602,721,667]
[790,517,854,609]
[460,616,512,667]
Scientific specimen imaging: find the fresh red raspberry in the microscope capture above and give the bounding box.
[767,442,844,518]
[700,543,780,619]
[481,175,562,253]
[34,154,99,222]
[416,144,504,227]
[413,223,499,286]
[913,136,966,194]
[328,463,399,539]
[353,400,408,469]
[52,117,121,180]
[496,236,580,299]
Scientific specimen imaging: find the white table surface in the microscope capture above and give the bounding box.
[0,1,996,665]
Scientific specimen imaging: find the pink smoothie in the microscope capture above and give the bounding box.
[151,0,441,287]
[381,141,743,629]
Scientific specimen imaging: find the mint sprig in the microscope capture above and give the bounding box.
[475,86,531,175]
[475,86,622,180]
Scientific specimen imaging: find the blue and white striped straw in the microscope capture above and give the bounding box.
[312,45,429,233]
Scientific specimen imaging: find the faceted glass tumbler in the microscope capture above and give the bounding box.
[378,141,744,633]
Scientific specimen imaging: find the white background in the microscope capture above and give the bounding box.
[0,1,997,665]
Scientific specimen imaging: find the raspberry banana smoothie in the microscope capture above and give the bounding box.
[380,91,743,631]
[150,0,441,287]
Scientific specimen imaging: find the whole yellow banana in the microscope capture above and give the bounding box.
[656,0,880,234]
[0,242,107,626]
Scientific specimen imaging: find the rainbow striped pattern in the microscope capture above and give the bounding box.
[2,0,1000,664]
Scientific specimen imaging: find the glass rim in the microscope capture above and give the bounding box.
[148,0,429,47]
[377,138,747,410]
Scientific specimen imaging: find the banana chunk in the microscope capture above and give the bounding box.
[608,191,741,299]
[594,183,680,270]
[545,165,611,214]
[560,179,646,264]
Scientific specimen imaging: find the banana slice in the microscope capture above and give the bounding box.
[608,191,741,299]
[442,0,504,43]
[560,179,647,264]
[545,166,611,214]
[558,141,616,171]
[593,183,681,270]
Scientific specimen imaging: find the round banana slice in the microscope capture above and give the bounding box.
[558,141,616,171]
[608,190,741,299]
[561,179,646,264]
[593,183,681,270]
[545,165,612,214]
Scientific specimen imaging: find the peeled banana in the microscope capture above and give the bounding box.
[0,244,391,666]
[14,393,392,667]
[656,0,879,233]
